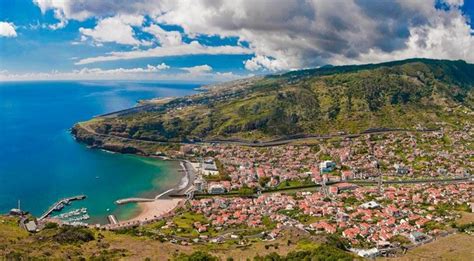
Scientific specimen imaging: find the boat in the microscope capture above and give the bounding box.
[54,203,64,211]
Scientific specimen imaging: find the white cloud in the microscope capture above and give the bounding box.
[31,0,474,71]
[143,24,182,46]
[75,41,252,65]
[33,0,165,20]
[244,55,289,71]
[0,63,244,82]
[75,63,170,74]
[442,0,464,7]
[180,64,212,74]
[79,15,147,45]
[0,22,17,37]
[155,0,474,70]
[329,11,474,66]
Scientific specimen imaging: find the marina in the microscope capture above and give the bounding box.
[38,195,86,220]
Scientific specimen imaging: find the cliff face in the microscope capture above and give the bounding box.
[71,124,145,155]
[73,58,474,144]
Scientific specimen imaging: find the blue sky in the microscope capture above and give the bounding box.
[0,0,473,82]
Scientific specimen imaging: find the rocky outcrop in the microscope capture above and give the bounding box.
[71,124,146,155]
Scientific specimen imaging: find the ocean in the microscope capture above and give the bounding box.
[0,81,197,224]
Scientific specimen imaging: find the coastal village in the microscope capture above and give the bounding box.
[7,126,473,259]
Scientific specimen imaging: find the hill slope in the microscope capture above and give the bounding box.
[73,58,474,143]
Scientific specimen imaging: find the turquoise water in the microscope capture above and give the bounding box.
[0,81,197,224]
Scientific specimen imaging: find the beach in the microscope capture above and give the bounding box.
[118,160,195,224]
[128,198,183,222]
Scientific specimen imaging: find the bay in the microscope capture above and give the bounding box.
[0,81,197,224]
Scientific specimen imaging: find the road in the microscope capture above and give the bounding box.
[76,122,439,148]
[194,177,472,198]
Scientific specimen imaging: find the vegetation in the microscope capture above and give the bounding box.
[278,209,325,225]
[455,222,474,233]
[53,226,95,244]
[76,59,474,144]
[175,251,219,261]
[253,244,353,261]
[390,235,411,246]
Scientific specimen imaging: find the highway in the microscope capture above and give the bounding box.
[76,122,439,148]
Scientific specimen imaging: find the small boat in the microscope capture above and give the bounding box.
[95,176,99,179]
[54,203,65,211]
[106,208,110,212]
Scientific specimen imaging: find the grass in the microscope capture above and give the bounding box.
[0,216,28,241]
[278,209,326,225]
[0,215,329,260]
[296,239,320,251]
[456,212,474,226]
[276,179,314,190]
[79,59,474,143]
[379,233,474,261]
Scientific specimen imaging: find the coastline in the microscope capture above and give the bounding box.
[70,105,195,226]
[118,158,194,224]
[127,198,183,223]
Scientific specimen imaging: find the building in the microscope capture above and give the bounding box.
[360,201,380,209]
[394,163,409,175]
[25,221,38,233]
[337,182,358,191]
[9,208,23,216]
[202,159,219,176]
[409,231,429,244]
[194,178,207,192]
[208,184,226,194]
[351,248,379,258]
[319,161,336,173]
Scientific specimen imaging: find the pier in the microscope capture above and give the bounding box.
[39,195,86,220]
[107,215,119,225]
[115,198,155,204]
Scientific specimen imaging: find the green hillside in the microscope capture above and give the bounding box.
[74,59,474,142]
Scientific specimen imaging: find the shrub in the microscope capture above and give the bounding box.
[175,251,219,261]
[53,226,95,244]
[44,222,59,229]
[254,244,352,261]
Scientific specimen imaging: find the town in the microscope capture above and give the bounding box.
[129,126,473,258]
[6,126,473,259]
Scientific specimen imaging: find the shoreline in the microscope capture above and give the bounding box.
[118,158,194,224]
[71,126,195,225]
[127,198,183,223]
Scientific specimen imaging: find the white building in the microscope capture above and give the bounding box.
[201,159,219,176]
[208,184,226,194]
[360,201,380,209]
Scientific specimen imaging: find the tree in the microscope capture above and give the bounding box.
[259,176,271,187]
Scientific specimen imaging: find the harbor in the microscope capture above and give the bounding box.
[38,195,86,220]
[50,207,90,226]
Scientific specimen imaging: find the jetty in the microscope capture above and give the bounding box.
[115,188,176,205]
[107,215,119,225]
[39,195,86,220]
[115,198,155,204]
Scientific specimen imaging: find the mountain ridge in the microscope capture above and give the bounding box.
[72,58,474,146]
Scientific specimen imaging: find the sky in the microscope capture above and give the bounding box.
[0,0,473,82]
